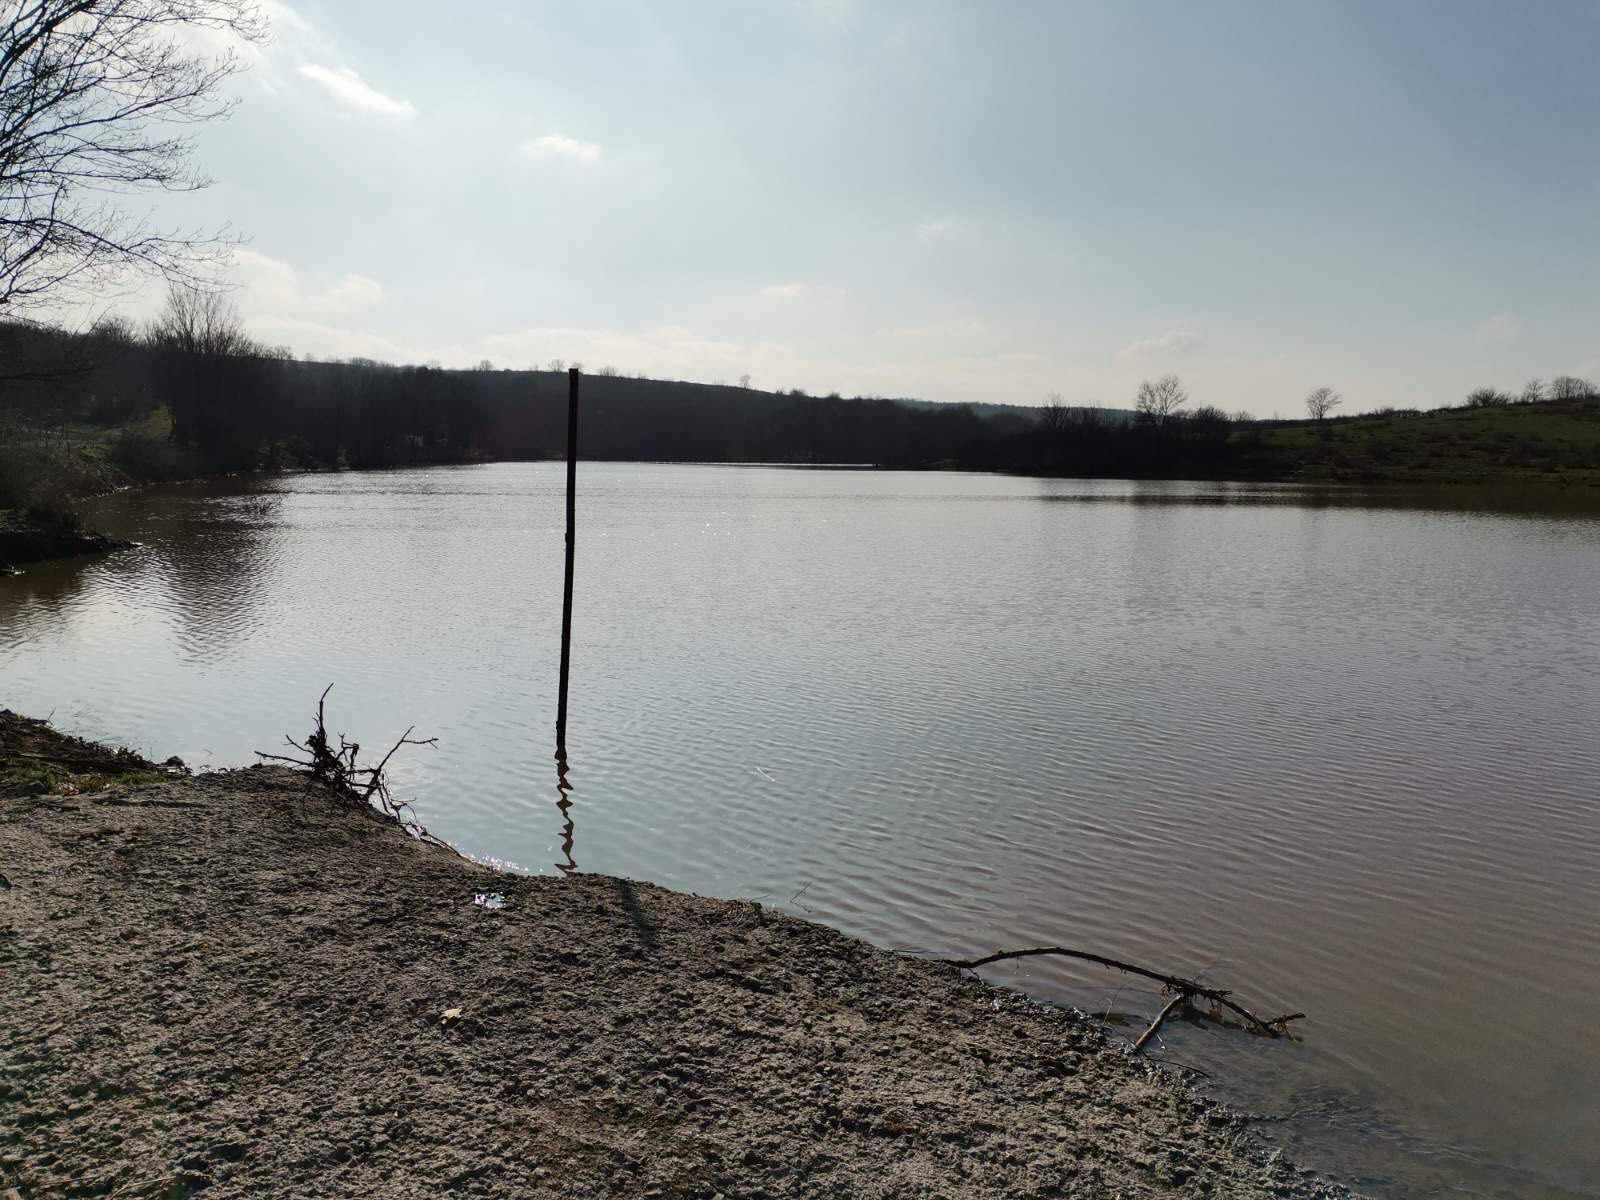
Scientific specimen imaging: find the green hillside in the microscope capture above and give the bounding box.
[1250,396,1600,484]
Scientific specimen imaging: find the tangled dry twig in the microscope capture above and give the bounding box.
[256,686,455,852]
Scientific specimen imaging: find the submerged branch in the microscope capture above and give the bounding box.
[1132,992,1189,1054]
[943,945,1306,1042]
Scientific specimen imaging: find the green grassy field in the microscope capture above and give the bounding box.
[1250,396,1600,484]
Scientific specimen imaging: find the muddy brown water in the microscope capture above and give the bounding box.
[3,464,1597,1198]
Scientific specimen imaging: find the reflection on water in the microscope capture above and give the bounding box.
[3,466,1599,1200]
[553,748,577,874]
[1039,477,1600,515]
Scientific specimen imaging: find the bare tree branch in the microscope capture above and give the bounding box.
[0,0,267,311]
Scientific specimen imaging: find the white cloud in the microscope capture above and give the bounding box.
[761,282,844,299]
[519,134,602,164]
[297,65,416,117]
[222,5,352,93]
[1116,330,1204,360]
[233,250,384,319]
[915,216,963,244]
[1475,313,1520,345]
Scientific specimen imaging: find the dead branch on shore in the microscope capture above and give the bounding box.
[255,686,455,852]
[942,945,1306,1050]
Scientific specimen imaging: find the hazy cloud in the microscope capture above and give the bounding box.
[890,319,986,339]
[186,4,339,94]
[915,216,963,244]
[480,323,761,381]
[233,250,384,318]
[1475,313,1521,344]
[797,0,858,30]
[1117,330,1204,360]
[519,134,602,164]
[473,322,1056,404]
[261,0,317,40]
[297,65,416,117]
[761,282,844,299]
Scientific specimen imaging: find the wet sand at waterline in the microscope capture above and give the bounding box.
[0,714,1344,1199]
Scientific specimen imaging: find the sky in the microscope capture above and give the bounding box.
[83,0,1600,415]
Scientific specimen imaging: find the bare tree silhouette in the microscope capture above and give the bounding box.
[1305,386,1342,422]
[145,281,257,448]
[1134,374,1187,429]
[1039,391,1069,434]
[0,1,268,312]
[147,284,253,357]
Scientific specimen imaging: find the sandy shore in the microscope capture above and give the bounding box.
[0,712,1343,1198]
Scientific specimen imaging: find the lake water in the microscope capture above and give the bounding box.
[3,463,1598,1198]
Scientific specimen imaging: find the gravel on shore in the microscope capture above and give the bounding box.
[0,712,1344,1199]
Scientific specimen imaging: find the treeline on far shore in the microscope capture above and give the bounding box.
[0,307,1274,495]
[5,300,1600,532]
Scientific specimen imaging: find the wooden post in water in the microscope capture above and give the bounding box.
[556,367,580,752]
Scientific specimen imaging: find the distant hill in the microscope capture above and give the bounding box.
[466,371,1134,431]
[894,396,1134,425]
[5,319,1598,523]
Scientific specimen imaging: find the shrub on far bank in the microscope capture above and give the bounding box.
[264,436,320,470]
[0,444,95,531]
[1,445,70,511]
[105,429,207,483]
[22,503,82,533]
[1550,376,1598,401]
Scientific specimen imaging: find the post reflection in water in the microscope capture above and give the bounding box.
[552,747,577,874]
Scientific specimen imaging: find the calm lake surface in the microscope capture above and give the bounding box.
[4,463,1598,1197]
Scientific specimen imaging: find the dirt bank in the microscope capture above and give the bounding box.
[0,514,127,573]
[0,713,1343,1199]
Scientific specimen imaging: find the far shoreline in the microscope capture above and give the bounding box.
[6,449,1599,576]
